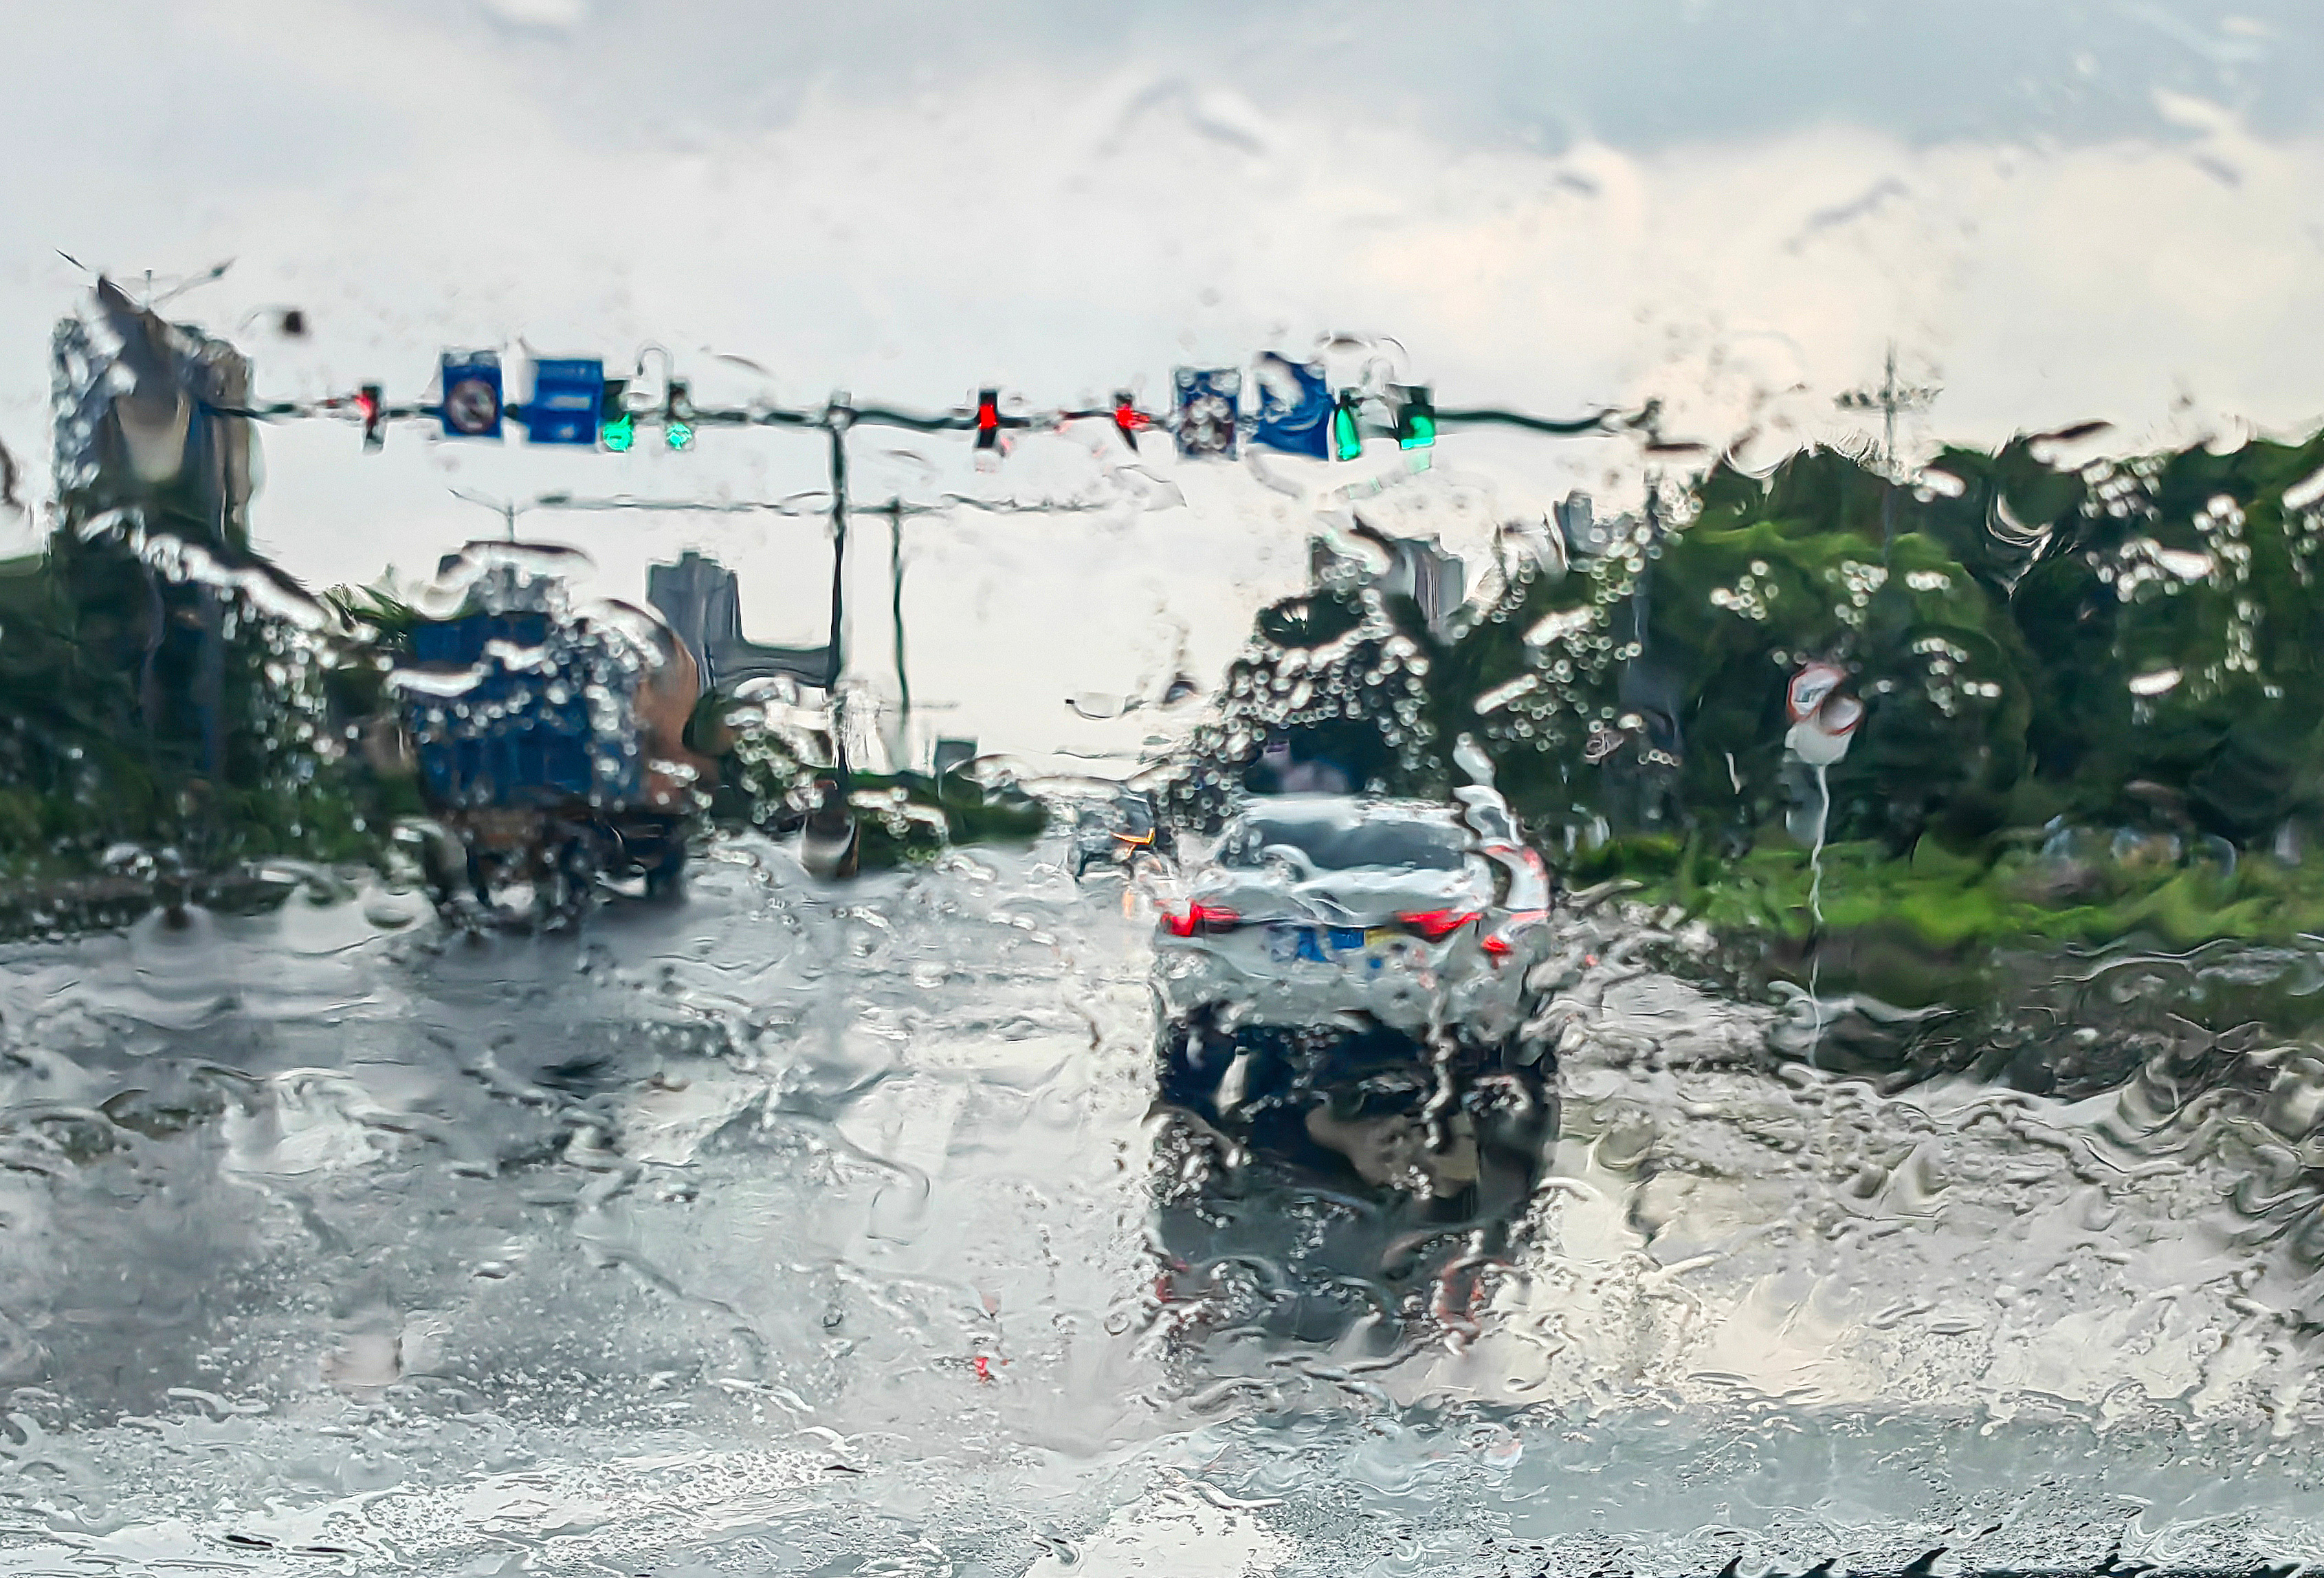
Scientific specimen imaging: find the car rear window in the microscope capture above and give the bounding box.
[1220,811,1467,872]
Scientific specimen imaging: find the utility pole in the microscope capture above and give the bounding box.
[1836,342,1940,472]
[450,489,521,544]
[888,501,910,725]
[1837,342,1940,559]
[823,406,851,780]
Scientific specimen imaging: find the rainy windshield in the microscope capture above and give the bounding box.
[9,7,2324,1577]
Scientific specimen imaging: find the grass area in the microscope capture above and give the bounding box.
[1575,829,2324,954]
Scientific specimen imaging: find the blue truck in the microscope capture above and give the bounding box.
[393,546,705,925]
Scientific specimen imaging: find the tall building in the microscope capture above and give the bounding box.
[54,278,254,547]
[44,281,276,793]
[645,550,838,696]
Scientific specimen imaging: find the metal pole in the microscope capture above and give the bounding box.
[1880,344,1900,562]
[1882,343,1899,469]
[825,415,850,780]
[889,502,911,734]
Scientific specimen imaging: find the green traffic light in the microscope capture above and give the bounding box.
[602,411,635,452]
[1331,395,1363,461]
[665,419,694,452]
[1393,385,1437,450]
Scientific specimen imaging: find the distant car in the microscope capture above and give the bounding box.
[1145,791,1559,1352]
[1150,791,1552,1051]
[1067,787,1172,881]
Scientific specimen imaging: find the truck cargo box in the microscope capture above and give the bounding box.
[400,609,645,811]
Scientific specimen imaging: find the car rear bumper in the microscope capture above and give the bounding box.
[1151,925,1537,1049]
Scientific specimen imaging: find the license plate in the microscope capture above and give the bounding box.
[1268,924,1364,964]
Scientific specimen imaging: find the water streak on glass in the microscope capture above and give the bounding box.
[6,6,2324,1574]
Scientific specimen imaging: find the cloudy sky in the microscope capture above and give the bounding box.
[4,1,2321,763]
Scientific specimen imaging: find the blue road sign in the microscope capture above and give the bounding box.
[1173,366,1240,459]
[526,358,605,446]
[440,351,504,439]
[1250,353,1331,459]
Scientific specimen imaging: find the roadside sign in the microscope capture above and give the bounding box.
[526,358,606,446]
[440,351,504,439]
[1173,367,1239,459]
[1250,353,1331,459]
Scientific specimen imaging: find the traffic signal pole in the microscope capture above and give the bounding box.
[826,414,851,780]
[206,357,1694,785]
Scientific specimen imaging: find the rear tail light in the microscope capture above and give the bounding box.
[1397,908,1480,941]
[1483,907,1549,960]
[1162,901,1241,937]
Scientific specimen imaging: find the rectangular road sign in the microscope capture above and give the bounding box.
[527,358,606,446]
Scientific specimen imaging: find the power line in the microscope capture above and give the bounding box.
[523,492,1148,520]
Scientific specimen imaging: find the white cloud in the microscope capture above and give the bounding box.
[478,0,587,26]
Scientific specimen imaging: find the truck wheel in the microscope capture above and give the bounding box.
[413,823,469,916]
[465,846,500,910]
[460,845,531,931]
[540,828,601,928]
[642,841,686,900]
[615,818,685,901]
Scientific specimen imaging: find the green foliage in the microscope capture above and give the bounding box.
[846,769,1049,870]
[1166,569,1455,830]
[701,694,1048,867]
[1,529,389,886]
[8,514,1052,903]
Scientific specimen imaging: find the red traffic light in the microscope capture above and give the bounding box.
[355,384,384,452]
[1111,391,1149,448]
[975,388,1002,451]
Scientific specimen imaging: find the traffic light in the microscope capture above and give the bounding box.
[355,384,384,452]
[599,378,633,452]
[1331,391,1364,461]
[1391,384,1436,450]
[1111,391,1148,449]
[664,380,694,451]
[975,388,1001,453]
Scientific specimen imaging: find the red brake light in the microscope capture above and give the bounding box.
[1481,932,1514,957]
[1162,901,1240,937]
[1397,908,1479,941]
